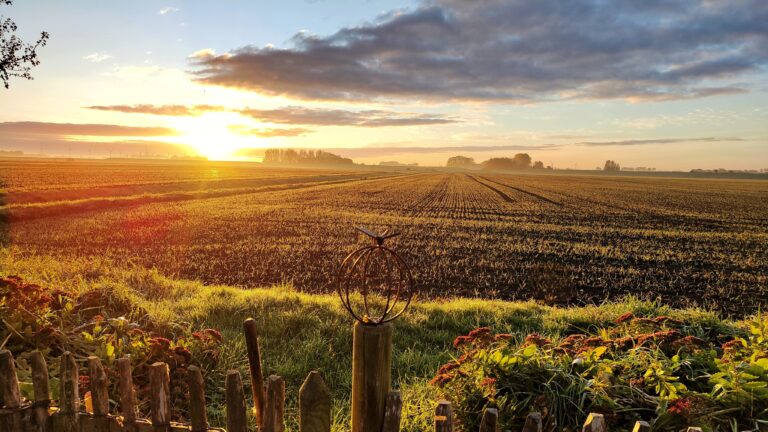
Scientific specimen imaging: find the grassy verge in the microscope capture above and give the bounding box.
[0,249,742,431]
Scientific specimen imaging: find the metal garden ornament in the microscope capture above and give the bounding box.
[337,227,415,325]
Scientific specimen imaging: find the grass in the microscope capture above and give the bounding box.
[0,249,741,431]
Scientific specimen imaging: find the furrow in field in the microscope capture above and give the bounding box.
[479,176,564,207]
[0,173,405,222]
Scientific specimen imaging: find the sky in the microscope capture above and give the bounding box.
[0,0,767,170]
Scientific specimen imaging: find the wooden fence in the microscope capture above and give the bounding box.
[0,319,705,432]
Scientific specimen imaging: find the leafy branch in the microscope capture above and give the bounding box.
[1,0,49,89]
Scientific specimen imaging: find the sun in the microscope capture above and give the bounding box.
[166,112,260,160]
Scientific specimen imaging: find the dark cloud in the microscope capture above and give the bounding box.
[190,0,768,102]
[84,103,457,127]
[577,137,746,146]
[228,125,312,137]
[237,106,457,126]
[85,104,226,116]
[0,121,179,136]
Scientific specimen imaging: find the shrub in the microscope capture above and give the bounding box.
[433,313,768,430]
[0,275,222,422]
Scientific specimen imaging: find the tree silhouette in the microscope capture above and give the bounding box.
[604,160,621,172]
[1,0,49,89]
[263,148,353,165]
[446,155,477,168]
[481,153,533,170]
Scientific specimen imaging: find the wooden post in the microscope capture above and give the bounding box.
[381,391,402,432]
[351,322,393,432]
[149,362,171,432]
[117,357,137,432]
[263,375,285,432]
[522,412,543,432]
[30,351,50,432]
[226,370,248,432]
[243,318,266,428]
[632,421,650,432]
[479,408,498,432]
[434,400,453,432]
[582,413,607,432]
[299,371,331,432]
[87,356,110,432]
[59,352,80,432]
[187,366,208,432]
[0,350,23,432]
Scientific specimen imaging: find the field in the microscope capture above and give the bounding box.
[1,158,767,315]
[2,158,768,430]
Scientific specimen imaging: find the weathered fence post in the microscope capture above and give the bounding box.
[117,357,138,432]
[522,412,543,432]
[244,318,266,429]
[351,321,393,432]
[264,375,285,432]
[582,413,607,432]
[381,391,403,432]
[632,421,650,432]
[149,362,171,432]
[299,371,331,432]
[30,351,50,432]
[187,365,208,432]
[434,400,453,432]
[226,370,248,432]
[479,407,499,432]
[87,356,110,432]
[0,350,23,432]
[58,352,80,432]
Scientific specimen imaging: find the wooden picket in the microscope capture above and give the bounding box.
[0,318,693,432]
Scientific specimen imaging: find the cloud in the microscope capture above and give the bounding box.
[238,106,457,126]
[83,52,112,63]
[577,137,746,146]
[190,0,768,103]
[84,103,457,126]
[158,7,179,15]
[189,48,218,60]
[0,121,179,136]
[228,125,312,137]
[85,104,226,116]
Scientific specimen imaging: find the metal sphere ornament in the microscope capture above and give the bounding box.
[337,227,415,325]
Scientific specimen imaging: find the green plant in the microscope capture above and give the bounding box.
[433,313,768,430]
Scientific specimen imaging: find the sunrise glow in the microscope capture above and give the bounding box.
[166,112,261,160]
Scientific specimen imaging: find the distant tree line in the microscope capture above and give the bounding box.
[691,168,768,174]
[603,160,621,172]
[262,148,353,166]
[622,166,656,172]
[446,153,550,170]
[379,161,419,167]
